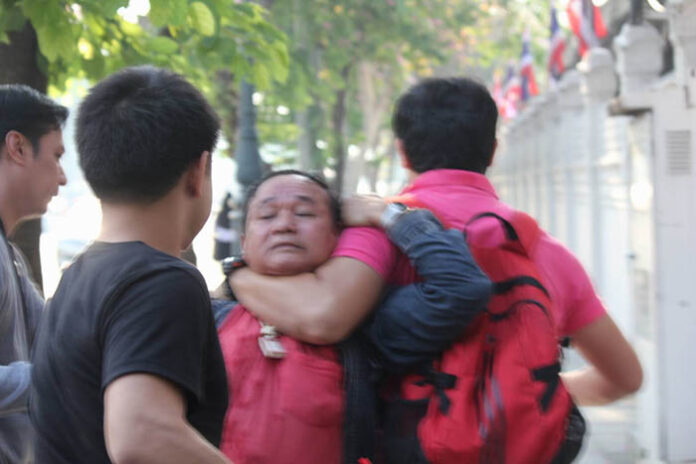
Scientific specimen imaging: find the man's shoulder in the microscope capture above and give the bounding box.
[59,243,209,321]
[333,226,395,279]
[337,226,389,245]
[80,242,207,292]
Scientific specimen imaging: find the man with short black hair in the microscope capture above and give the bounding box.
[30,66,229,464]
[0,84,67,463]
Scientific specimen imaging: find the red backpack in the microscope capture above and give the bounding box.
[388,195,584,464]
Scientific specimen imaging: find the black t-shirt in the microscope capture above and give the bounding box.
[30,241,228,463]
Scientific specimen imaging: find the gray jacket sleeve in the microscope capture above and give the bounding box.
[0,361,31,417]
[0,242,44,417]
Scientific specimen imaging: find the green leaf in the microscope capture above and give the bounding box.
[84,15,105,36]
[148,36,179,54]
[251,61,272,90]
[149,0,188,27]
[23,0,77,63]
[82,53,106,78]
[188,2,216,37]
[0,32,9,45]
[119,20,142,37]
[96,0,129,17]
[0,3,27,33]
[79,0,129,18]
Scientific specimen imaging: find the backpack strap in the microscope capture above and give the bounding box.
[414,367,458,414]
[531,362,562,412]
[389,194,542,255]
[466,211,542,256]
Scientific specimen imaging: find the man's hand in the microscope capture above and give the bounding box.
[341,194,387,228]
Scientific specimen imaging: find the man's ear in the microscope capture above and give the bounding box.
[185,151,210,197]
[4,131,29,165]
[396,138,412,170]
[487,139,498,168]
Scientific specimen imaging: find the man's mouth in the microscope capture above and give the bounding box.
[271,242,303,250]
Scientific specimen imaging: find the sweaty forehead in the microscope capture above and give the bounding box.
[251,175,330,209]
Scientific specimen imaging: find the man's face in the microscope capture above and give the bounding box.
[23,129,67,216]
[182,153,213,250]
[243,175,338,276]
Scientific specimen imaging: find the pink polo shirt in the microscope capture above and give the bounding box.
[333,169,605,336]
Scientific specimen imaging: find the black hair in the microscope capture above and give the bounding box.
[392,77,498,174]
[0,84,68,154]
[242,169,341,232]
[76,66,220,203]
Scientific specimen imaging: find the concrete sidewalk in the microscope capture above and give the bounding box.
[576,398,639,463]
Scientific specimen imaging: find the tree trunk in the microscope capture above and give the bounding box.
[344,61,392,194]
[331,64,351,195]
[0,21,48,290]
[296,109,315,170]
[0,21,47,90]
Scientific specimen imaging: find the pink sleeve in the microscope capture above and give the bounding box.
[331,226,398,280]
[534,236,607,336]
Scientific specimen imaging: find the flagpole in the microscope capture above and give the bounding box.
[630,0,644,25]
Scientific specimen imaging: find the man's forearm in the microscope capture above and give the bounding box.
[369,210,492,370]
[109,419,229,464]
[105,374,230,464]
[231,270,331,341]
[561,315,642,406]
[231,259,383,344]
[0,361,30,417]
[561,367,638,406]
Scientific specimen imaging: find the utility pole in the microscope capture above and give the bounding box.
[235,80,264,197]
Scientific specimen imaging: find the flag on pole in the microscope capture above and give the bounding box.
[566,0,608,57]
[520,30,539,101]
[548,1,566,80]
[502,63,521,119]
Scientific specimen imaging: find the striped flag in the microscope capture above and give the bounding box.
[502,63,521,119]
[566,0,608,56]
[548,2,566,80]
[520,30,539,101]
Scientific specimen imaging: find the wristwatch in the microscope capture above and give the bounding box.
[380,202,410,230]
[221,256,246,300]
[222,255,246,276]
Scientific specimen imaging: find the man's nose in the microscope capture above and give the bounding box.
[271,210,296,232]
[58,164,67,186]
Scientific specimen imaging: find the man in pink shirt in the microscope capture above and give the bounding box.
[230,77,642,459]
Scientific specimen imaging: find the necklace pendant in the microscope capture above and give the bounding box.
[258,335,286,359]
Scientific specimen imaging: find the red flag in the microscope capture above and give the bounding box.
[567,0,607,56]
[548,2,566,80]
[520,31,539,100]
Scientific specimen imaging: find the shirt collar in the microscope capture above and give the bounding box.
[402,169,499,199]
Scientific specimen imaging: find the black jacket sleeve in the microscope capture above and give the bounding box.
[368,209,492,372]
